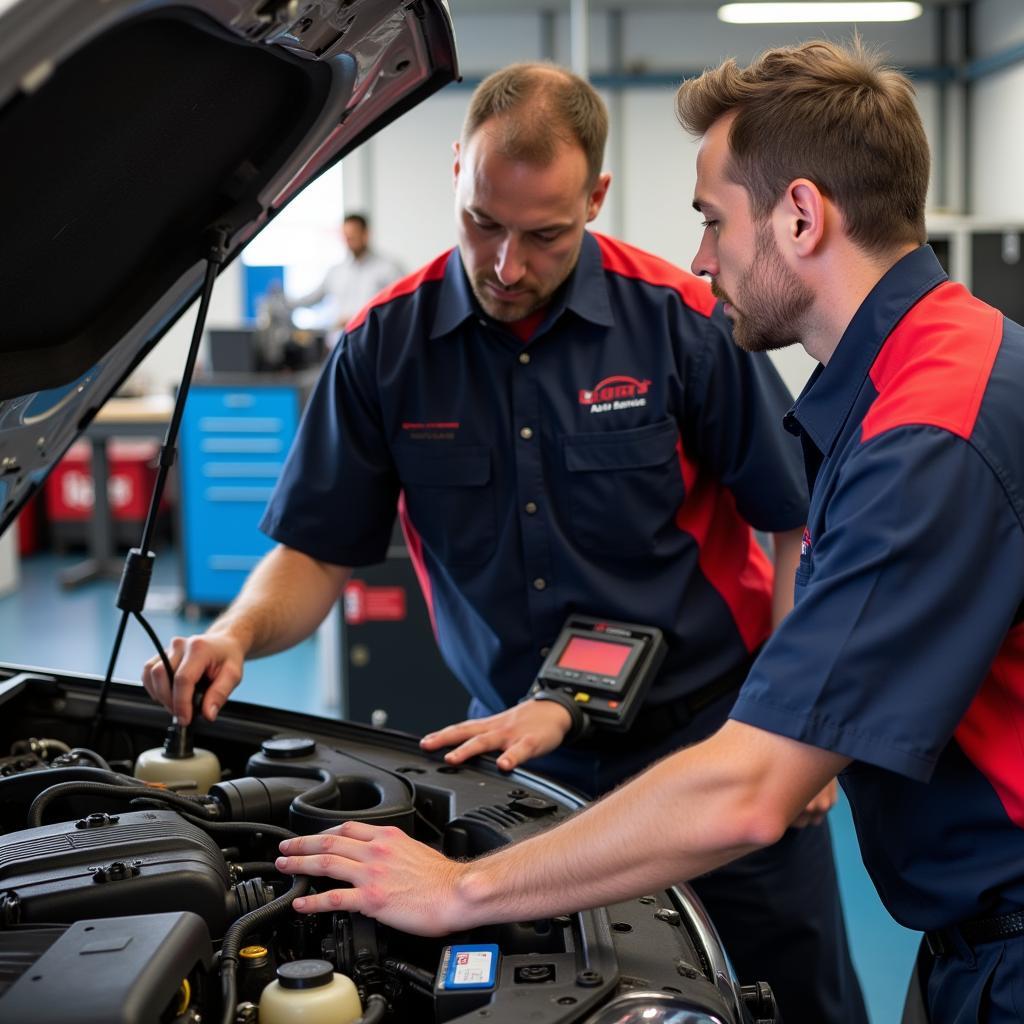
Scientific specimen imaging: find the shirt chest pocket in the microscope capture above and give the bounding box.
[393,446,496,567]
[562,418,684,557]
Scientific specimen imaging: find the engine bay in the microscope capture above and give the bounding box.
[0,666,749,1024]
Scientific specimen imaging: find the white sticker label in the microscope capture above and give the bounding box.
[452,950,493,986]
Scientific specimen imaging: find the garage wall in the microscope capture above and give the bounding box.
[970,0,1024,220]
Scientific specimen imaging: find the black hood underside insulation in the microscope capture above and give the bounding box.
[0,8,331,397]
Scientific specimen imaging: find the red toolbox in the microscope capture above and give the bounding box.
[44,440,167,546]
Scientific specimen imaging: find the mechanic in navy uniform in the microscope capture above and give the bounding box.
[144,63,867,1023]
[273,44,1024,1024]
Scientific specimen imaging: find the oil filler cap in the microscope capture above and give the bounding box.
[261,736,316,760]
[510,796,558,817]
[277,960,334,990]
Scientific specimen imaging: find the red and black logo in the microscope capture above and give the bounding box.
[578,375,652,406]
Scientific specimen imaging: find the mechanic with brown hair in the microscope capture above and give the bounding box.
[273,42,1024,1024]
[145,62,866,1022]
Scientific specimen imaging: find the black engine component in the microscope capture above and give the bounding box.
[0,673,756,1024]
[0,808,235,935]
[0,912,212,1023]
[241,736,417,835]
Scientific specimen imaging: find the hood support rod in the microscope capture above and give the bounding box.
[92,228,231,736]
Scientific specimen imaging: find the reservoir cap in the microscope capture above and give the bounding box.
[277,960,334,990]
[261,736,317,760]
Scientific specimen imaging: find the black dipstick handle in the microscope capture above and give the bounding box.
[163,677,212,759]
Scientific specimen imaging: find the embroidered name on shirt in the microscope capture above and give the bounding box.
[578,375,651,415]
[402,421,460,441]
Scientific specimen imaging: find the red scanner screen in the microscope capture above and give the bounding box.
[557,636,631,676]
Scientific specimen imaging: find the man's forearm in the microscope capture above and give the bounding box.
[210,545,351,658]
[770,527,803,628]
[452,721,847,927]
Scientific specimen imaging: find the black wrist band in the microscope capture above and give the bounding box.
[530,687,592,743]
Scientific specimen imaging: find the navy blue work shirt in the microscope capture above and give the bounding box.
[261,231,807,714]
[732,246,1024,931]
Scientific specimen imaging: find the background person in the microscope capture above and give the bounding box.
[289,212,402,330]
[144,63,865,1023]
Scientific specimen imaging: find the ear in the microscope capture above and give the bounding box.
[452,140,462,192]
[777,178,826,257]
[585,172,613,222]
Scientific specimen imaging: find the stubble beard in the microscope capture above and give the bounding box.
[471,277,544,322]
[716,223,814,353]
[467,235,584,323]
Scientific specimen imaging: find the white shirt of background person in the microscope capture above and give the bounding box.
[290,214,403,331]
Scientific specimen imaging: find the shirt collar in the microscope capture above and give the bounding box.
[785,245,947,454]
[560,230,615,329]
[429,231,615,340]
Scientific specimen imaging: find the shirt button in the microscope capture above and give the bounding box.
[518,352,530,365]
[532,577,547,591]
[524,501,538,514]
[540,647,550,658]
[520,426,534,440]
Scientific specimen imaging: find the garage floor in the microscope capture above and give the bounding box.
[0,548,921,1022]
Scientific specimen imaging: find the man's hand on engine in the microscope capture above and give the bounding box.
[418,699,573,771]
[277,821,467,936]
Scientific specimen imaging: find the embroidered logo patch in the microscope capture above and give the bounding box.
[578,375,651,414]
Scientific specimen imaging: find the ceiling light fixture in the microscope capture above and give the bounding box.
[718,2,923,23]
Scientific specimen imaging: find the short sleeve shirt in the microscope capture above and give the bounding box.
[261,231,807,713]
[731,246,1024,930]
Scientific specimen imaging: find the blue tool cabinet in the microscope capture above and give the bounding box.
[178,380,302,611]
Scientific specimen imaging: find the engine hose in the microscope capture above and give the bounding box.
[385,957,435,992]
[179,812,296,845]
[12,738,71,757]
[28,781,217,828]
[356,994,388,1023]
[219,874,311,1024]
[0,767,136,812]
[289,766,415,833]
[48,748,113,771]
[233,861,283,878]
[66,748,112,771]
[287,770,341,820]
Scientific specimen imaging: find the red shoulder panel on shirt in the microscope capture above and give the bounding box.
[593,233,717,318]
[346,249,453,333]
[862,282,1003,443]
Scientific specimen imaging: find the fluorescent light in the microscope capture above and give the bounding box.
[718,2,923,23]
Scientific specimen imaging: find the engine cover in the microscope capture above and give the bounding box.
[0,809,232,935]
[0,912,212,1023]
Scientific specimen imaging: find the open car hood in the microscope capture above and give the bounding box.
[0,0,458,534]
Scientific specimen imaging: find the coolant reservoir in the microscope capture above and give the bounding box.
[134,717,221,794]
[259,960,363,1024]
[134,743,220,793]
